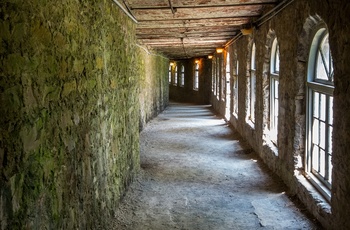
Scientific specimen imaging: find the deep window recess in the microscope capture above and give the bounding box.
[270,38,280,144]
[180,65,185,87]
[194,63,199,90]
[249,43,256,124]
[306,28,334,201]
[174,65,178,86]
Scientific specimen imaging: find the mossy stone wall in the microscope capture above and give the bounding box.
[0,0,168,229]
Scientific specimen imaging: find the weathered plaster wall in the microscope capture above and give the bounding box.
[0,0,168,229]
[210,0,350,229]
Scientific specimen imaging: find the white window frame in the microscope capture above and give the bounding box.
[306,28,334,201]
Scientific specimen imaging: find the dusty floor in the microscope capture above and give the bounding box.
[113,102,321,230]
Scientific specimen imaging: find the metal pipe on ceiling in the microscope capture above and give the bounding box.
[112,0,138,23]
[225,0,295,48]
[168,0,176,14]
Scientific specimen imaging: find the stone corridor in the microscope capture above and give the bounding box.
[113,102,320,230]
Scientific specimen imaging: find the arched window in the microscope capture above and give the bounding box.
[306,28,333,199]
[216,58,220,98]
[233,59,239,117]
[212,57,217,94]
[169,64,172,84]
[225,52,231,120]
[270,38,280,144]
[180,65,185,87]
[194,63,199,90]
[174,65,178,86]
[249,43,256,123]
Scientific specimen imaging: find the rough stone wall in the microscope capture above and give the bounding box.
[325,1,350,228]
[0,0,168,229]
[138,51,169,130]
[209,0,350,229]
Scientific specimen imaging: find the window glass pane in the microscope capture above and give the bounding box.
[251,44,256,70]
[274,80,279,97]
[321,37,330,70]
[319,149,326,176]
[313,92,319,118]
[328,157,332,183]
[316,50,328,81]
[320,94,326,121]
[329,96,333,124]
[312,144,319,171]
[316,34,333,83]
[275,45,280,72]
[312,118,319,145]
[329,126,333,152]
[320,121,326,149]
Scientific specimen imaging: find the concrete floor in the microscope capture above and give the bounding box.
[113,102,322,230]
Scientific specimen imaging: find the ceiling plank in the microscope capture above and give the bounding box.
[132,5,262,21]
[136,18,249,29]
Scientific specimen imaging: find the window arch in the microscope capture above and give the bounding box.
[270,38,280,144]
[306,27,333,199]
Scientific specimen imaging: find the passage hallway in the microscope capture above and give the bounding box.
[113,102,320,230]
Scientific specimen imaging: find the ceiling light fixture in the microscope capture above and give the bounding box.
[216,48,224,54]
[241,28,253,35]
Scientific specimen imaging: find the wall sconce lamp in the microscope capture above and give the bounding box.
[170,62,175,66]
[241,27,253,35]
[216,48,224,54]
[195,59,200,64]
[208,55,213,59]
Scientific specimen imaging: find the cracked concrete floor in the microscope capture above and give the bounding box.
[113,102,321,230]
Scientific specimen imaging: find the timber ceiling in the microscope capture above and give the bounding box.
[122,0,279,59]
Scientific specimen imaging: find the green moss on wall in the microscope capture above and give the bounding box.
[0,0,168,228]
